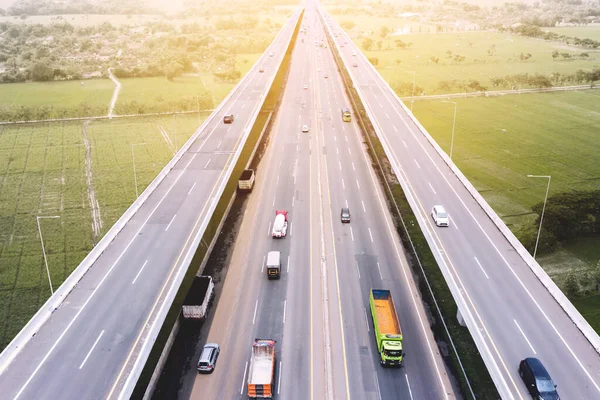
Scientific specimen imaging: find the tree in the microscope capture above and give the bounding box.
[362,37,374,51]
[395,39,406,49]
[453,54,466,64]
[376,40,382,50]
[340,20,355,30]
[563,272,579,298]
[561,53,572,60]
[429,56,440,64]
[446,50,453,59]
[380,26,390,38]
[164,61,183,81]
[368,57,379,66]
[580,52,589,59]
[30,62,53,82]
[395,58,402,66]
[552,50,559,59]
[487,45,496,56]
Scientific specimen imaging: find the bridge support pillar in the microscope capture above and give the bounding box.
[456,307,466,327]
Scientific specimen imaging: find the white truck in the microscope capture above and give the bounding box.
[271,210,288,238]
[266,251,281,280]
[182,275,214,320]
[238,169,255,192]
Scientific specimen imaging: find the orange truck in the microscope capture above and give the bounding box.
[370,289,404,367]
[247,339,276,398]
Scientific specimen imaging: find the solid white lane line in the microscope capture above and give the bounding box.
[474,257,489,279]
[339,161,342,170]
[362,200,366,213]
[356,180,360,190]
[261,256,266,273]
[364,308,370,332]
[355,260,361,279]
[514,319,537,354]
[368,228,374,243]
[342,179,345,189]
[79,330,104,370]
[405,374,415,400]
[283,300,287,324]
[131,260,149,285]
[277,361,283,394]
[165,214,177,231]
[413,159,420,169]
[377,262,383,280]
[428,182,437,195]
[252,300,258,325]
[216,140,222,149]
[290,222,293,236]
[287,255,290,273]
[267,221,272,236]
[241,362,248,395]
[351,162,355,171]
[187,182,197,195]
[350,226,354,241]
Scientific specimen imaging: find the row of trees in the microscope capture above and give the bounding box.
[513,24,600,49]
[489,69,600,88]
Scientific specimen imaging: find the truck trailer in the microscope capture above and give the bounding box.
[369,289,403,367]
[247,339,277,398]
[238,169,255,192]
[182,275,214,320]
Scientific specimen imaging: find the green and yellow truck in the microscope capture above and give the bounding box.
[369,289,404,367]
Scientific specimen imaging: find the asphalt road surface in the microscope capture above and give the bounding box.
[321,6,600,400]
[0,10,302,400]
[189,4,457,400]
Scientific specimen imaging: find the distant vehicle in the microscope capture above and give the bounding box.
[340,44,344,47]
[370,289,403,367]
[247,339,277,398]
[259,67,264,73]
[223,113,235,124]
[431,205,449,227]
[301,125,309,133]
[340,207,350,223]
[518,358,559,399]
[238,169,255,192]
[269,52,274,57]
[272,210,288,238]
[352,63,358,68]
[197,343,220,373]
[266,251,281,280]
[182,275,214,320]
[317,68,321,72]
[352,51,357,56]
[303,84,308,89]
[324,74,328,79]
[341,108,351,122]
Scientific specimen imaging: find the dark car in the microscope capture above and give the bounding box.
[197,343,220,373]
[341,207,351,223]
[223,113,234,124]
[518,358,559,399]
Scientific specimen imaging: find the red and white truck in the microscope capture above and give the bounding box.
[271,210,288,238]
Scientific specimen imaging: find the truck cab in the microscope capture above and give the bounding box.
[380,335,403,366]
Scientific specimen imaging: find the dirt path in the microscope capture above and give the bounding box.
[82,120,103,242]
[107,68,122,118]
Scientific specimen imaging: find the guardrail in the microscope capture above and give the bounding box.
[0,9,302,381]
[319,5,600,396]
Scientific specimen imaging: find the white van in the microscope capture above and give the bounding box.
[266,251,281,279]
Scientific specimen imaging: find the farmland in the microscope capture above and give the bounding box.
[0,80,114,109]
[0,113,207,350]
[545,26,600,42]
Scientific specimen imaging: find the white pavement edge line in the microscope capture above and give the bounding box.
[115,11,304,400]
[319,10,498,399]
[131,260,149,285]
[79,330,105,370]
[514,319,537,355]
[241,361,248,395]
[355,14,600,358]
[0,10,287,375]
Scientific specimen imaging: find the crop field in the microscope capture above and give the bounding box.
[412,90,600,227]
[0,80,114,109]
[0,113,206,350]
[545,26,600,42]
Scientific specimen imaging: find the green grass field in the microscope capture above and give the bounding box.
[0,80,114,109]
[573,295,600,332]
[412,90,600,224]
[0,113,206,350]
[544,26,600,42]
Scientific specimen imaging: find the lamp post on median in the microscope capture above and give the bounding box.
[405,70,416,113]
[527,174,552,259]
[442,100,458,159]
[131,143,147,198]
[36,215,60,295]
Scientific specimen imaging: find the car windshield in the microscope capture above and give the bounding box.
[384,349,402,357]
[536,378,555,393]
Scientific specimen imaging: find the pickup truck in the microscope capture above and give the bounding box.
[370,289,403,367]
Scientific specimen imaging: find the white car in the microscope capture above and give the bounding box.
[352,51,357,56]
[269,52,274,57]
[431,205,449,227]
[302,125,309,133]
[303,85,308,89]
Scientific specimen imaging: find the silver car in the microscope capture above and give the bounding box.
[197,343,220,373]
[431,205,449,227]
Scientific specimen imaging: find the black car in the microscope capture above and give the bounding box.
[223,113,234,124]
[518,357,559,399]
[197,343,220,373]
[341,207,351,223]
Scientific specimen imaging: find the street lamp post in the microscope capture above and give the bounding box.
[36,215,60,295]
[404,71,416,113]
[442,100,457,159]
[527,174,552,259]
[131,143,147,198]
